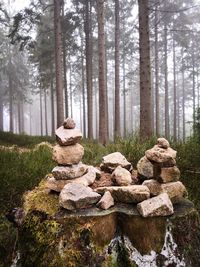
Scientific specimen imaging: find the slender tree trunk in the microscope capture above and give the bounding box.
[192,39,196,125]
[62,2,68,119]
[50,66,55,136]
[0,98,3,131]
[54,0,64,127]
[84,0,93,139]
[44,88,48,136]
[40,88,43,136]
[18,101,21,134]
[81,46,86,138]
[69,61,73,118]
[154,4,159,136]
[173,34,177,141]
[9,74,13,133]
[181,48,185,142]
[114,0,120,138]
[29,104,32,135]
[98,0,108,145]
[21,100,24,133]
[105,31,109,139]
[164,17,169,139]
[138,0,152,139]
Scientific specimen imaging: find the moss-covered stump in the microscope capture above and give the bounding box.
[15,182,200,267]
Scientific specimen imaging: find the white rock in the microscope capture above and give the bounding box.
[111,166,132,186]
[52,163,88,180]
[97,191,114,210]
[137,156,154,179]
[145,145,177,164]
[56,126,82,146]
[59,183,101,210]
[137,193,174,217]
[100,152,132,172]
[142,179,163,196]
[52,143,84,165]
[161,181,188,203]
[157,138,170,149]
[95,185,150,204]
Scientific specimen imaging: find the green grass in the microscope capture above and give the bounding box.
[0,131,55,148]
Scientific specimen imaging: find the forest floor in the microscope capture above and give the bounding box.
[0,131,199,266]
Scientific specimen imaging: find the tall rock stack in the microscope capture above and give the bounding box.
[47,118,101,210]
[136,138,188,217]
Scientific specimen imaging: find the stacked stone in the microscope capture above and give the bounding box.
[136,138,188,217]
[47,118,102,210]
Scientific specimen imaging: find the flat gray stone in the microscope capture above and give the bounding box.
[59,183,101,210]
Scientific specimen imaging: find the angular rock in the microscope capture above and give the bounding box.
[46,176,69,192]
[137,193,174,217]
[46,167,99,191]
[95,185,150,204]
[161,181,188,203]
[100,152,132,172]
[59,183,101,210]
[145,145,177,164]
[157,138,170,149]
[52,163,88,180]
[155,166,180,183]
[111,166,132,186]
[137,156,154,179]
[142,179,163,196]
[97,191,114,210]
[52,143,84,165]
[63,118,76,129]
[56,126,82,146]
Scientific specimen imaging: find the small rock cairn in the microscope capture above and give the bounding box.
[46,120,188,218]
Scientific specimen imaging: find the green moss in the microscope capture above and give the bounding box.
[23,186,59,216]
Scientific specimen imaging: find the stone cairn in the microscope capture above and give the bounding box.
[46,121,188,217]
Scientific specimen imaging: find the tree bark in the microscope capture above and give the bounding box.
[40,87,43,136]
[164,16,169,139]
[154,4,159,136]
[69,60,73,118]
[0,98,3,131]
[173,33,177,141]
[138,0,152,139]
[54,0,64,127]
[114,0,120,138]
[44,88,48,136]
[84,0,93,139]
[50,66,55,137]
[62,2,68,119]
[181,49,185,142]
[98,0,108,145]
[192,38,196,125]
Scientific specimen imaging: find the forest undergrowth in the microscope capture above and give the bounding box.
[0,131,199,266]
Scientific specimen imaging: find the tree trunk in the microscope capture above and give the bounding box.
[84,0,93,139]
[192,38,196,125]
[62,2,68,119]
[44,88,48,136]
[138,0,152,139]
[81,45,86,138]
[69,60,73,118]
[154,4,159,136]
[40,88,43,136]
[54,0,64,127]
[50,66,55,136]
[164,16,169,139]
[114,0,120,138]
[173,34,177,141]
[18,101,21,134]
[0,98,3,131]
[98,0,108,145]
[181,49,186,142]
[8,74,13,133]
